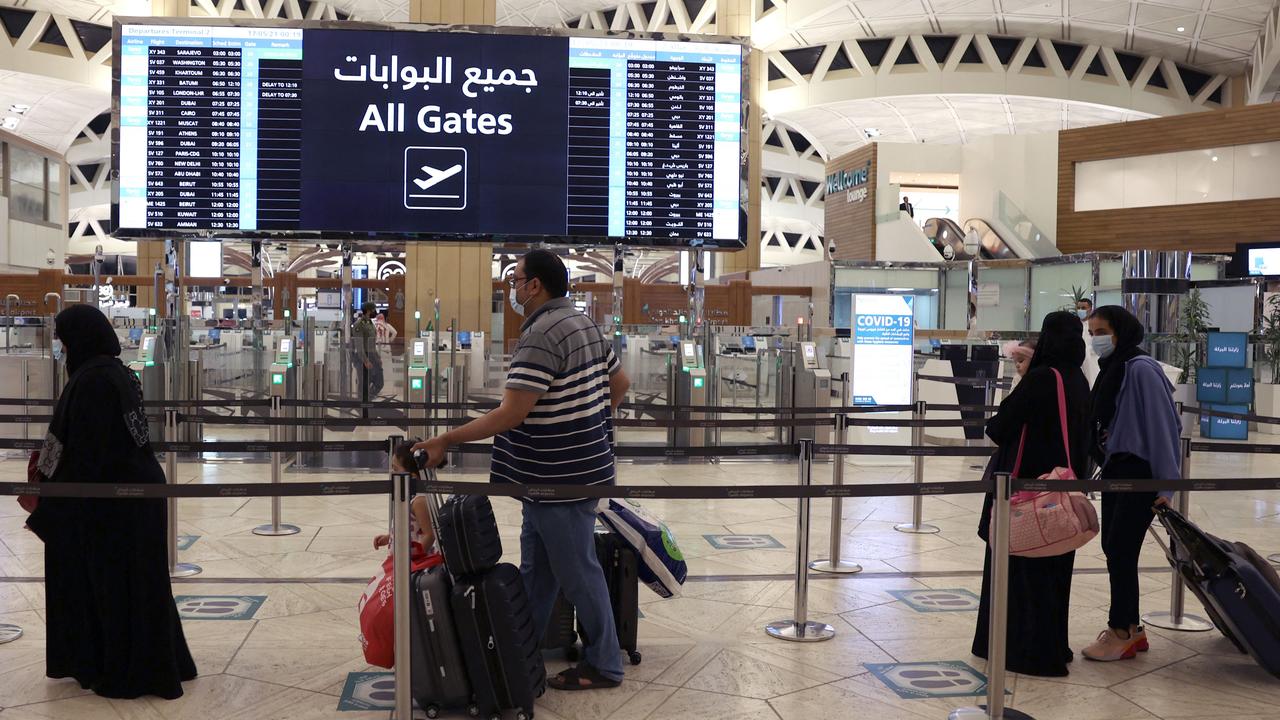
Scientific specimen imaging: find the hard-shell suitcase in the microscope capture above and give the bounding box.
[436,494,503,576]
[452,563,547,720]
[579,531,643,666]
[540,593,578,657]
[1155,506,1280,676]
[409,565,473,718]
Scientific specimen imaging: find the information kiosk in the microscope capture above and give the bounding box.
[671,340,708,449]
[128,331,165,443]
[255,335,301,537]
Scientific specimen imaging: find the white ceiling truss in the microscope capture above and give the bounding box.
[1247,3,1280,102]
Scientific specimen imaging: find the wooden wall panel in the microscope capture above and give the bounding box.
[824,144,877,261]
[1058,102,1280,254]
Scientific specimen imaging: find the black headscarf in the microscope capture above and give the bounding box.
[54,304,121,376]
[1087,305,1148,460]
[1028,311,1086,372]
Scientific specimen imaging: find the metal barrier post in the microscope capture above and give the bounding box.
[950,473,1033,720]
[766,439,835,643]
[390,467,413,720]
[253,395,300,536]
[165,408,201,577]
[1143,437,1213,632]
[810,414,861,575]
[896,400,940,534]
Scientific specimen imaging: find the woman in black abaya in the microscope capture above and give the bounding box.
[25,305,196,699]
[971,311,1090,677]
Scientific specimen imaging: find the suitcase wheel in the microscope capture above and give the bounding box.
[517,710,534,720]
[489,714,502,720]
[467,705,480,718]
[629,651,642,666]
[425,706,440,719]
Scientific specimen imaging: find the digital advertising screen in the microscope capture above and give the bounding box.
[851,294,915,407]
[112,20,747,247]
[1248,248,1280,276]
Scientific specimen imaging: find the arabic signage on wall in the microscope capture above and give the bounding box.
[113,21,747,247]
[824,144,877,260]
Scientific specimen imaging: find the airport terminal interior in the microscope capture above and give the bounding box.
[4,1,1280,719]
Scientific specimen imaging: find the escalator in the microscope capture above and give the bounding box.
[921,217,1021,260]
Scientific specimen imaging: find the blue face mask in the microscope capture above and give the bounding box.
[52,339,64,362]
[1076,309,1088,320]
[1091,334,1115,359]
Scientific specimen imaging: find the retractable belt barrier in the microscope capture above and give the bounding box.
[916,374,1012,389]
[1181,405,1280,426]
[1013,476,1280,493]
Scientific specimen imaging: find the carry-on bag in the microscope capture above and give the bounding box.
[1154,505,1280,677]
[409,564,473,718]
[539,530,643,666]
[452,563,547,720]
[540,593,578,656]
[436,493,503,576]
[596,498,687,598]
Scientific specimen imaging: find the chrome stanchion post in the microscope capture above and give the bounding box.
[165,408,201,577]
[1143,437,1213,632]
[897,400,940,534]
[767,439,835,642]
[811,414,861,574]
[254,395,300,536]
[951,473,1034,720]
[390,468,413,720]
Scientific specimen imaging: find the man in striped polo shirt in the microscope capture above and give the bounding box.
[417,249,630,691]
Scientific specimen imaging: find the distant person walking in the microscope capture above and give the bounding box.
[899,196,915,218]
[353,302,383,400]
[25,304,197,699]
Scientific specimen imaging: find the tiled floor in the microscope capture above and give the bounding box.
[3,435,1280,719]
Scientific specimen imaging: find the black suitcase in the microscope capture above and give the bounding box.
[578,531,642,666]
[409,565,473,718]
[436,494,503,576]
[452,563,547,720]
[540,593,578,657]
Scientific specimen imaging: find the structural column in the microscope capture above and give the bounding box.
[715,0,762,275]
[404,0,497,334]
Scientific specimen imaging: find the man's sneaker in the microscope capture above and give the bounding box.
[1083,628,1138,662]
[1131,625,1149,652]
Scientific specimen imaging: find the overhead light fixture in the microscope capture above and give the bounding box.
[7,104,29,114]
[1212,155,1219,162]
[864,128,881,138]
[1,116,19,130]
[1176,26,1185,32]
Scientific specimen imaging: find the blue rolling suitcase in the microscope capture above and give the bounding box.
[1155,506,1280,677]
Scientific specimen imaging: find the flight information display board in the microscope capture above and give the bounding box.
[113,22,746,247]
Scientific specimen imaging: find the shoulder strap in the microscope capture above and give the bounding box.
[1051,368,1074,475]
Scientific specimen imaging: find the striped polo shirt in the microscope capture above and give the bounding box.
[492,297,619,503]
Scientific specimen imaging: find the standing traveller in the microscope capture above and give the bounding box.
[1083,306,1180,661]
[353,302,383,401]
[972,311,1089,677]
[1076,297,1099,386]
[899,195,915,218]
[416,249,631,691]
[25,304,197,699]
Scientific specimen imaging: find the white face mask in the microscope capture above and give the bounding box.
[1091,334,1115,359]
[508,279,530,317]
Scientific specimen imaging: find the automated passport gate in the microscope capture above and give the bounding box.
[128,329,166,445]
[405,338,430,439]
[792,341,833,446]
[254,336,301,537]
[668,340,708,449]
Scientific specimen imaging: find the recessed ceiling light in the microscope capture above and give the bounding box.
[1176,26,1185,32]
[1212,155,1219,162]
[864,127,881,138]
[1,116,19,130]
[8,104,29,114]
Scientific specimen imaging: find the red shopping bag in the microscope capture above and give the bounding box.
[18,451,40,514]
[356,549,441,668]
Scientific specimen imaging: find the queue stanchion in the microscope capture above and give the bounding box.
[766,439,835,643]
[951,473,1033,720]
[253,395,300,536]
[896,400,940,534]
[1142,437,1213,632]
[390,467,414,720]
[810,414,862,575]
[165,408,201,578]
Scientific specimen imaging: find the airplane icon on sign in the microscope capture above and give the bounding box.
[413,163,462,191]
[403,146,467,210]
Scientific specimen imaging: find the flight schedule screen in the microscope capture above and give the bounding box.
[114,23,746,247]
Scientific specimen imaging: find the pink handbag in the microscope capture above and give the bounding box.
[990,368,1100,558]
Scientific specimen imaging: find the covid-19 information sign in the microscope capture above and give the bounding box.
[851,294,914,406]
[112,20,747,246]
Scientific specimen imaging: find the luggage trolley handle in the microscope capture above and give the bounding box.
[1153,505,1231,580]
[412,450,452,577]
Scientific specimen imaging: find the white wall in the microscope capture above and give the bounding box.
[959,133,1059,244]
[876,215,948,262]
[749,260,831,328]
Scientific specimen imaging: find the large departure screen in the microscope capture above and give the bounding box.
[113,22,747,247]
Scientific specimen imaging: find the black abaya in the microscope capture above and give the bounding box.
[26,307,196,700]
[971,327,1091,678]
